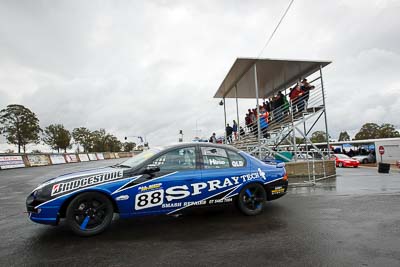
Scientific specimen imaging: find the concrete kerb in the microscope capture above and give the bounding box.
[359,165,400,174]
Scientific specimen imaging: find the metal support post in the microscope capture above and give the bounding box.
[320,65,331,158]
[223,97,227,144]
[235,85,240,140]
[254,64,262,158]
[289,99,297,162]
[304,119,311,182]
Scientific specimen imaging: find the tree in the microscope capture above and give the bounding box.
[354,123,399,140]
[72,127,93,152]
[91,129,122,152]
[0,104,41,153]
[354,123,380,140]
[310,131,328,143]
[379,123,400,138]
[123,142,136,152]
[338,131,350,141]
[43,124,71,153]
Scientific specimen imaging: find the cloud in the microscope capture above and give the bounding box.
[0,0,399,152]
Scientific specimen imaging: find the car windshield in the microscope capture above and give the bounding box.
[335,154,350,159]
[116,148,162,168]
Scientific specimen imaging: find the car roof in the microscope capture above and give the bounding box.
[160,142,241,152]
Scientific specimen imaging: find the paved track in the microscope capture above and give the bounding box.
[1,162,400,266]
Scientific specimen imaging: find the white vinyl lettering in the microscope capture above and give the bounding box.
[222,178,233,187]
[191,182,208,196]
[165,185,191,201]
[207,180,223,191]
[231,176,240,184]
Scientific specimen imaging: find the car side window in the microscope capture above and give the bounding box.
[227,150,246,168]
[152,147,196,171]
[201,147,230,169]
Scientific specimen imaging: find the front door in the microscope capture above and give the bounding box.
[131,146,200,215]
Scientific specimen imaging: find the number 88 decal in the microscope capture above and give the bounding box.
[135,189,164,210]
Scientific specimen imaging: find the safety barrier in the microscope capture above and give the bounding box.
[0,152,136,170]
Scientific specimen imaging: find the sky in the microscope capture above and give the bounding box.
[0,0,399,152]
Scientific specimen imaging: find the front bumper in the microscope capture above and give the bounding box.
[26,194,59,225]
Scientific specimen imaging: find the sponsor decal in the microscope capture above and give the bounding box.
[135,189,164,210]
[0,155,25,169]
[208,158,227,165]
[96,153,104,160]
[51,170,123,196]
[88,153,97,161]
[134,170,267,211]
[232,160,244,167]
[78,154,90,162]
[50,155,66,165]
[116,195,130,201]
[27,155,50,167]
[271,186,285,195]
[65,154,79,163]
[138,183,162,192]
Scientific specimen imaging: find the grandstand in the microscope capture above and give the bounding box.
[214,58,331,163]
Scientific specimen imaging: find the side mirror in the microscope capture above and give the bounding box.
[144,164,160,174]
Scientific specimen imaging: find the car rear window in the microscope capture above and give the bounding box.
[226,150,246,168]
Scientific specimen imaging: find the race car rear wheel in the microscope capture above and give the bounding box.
[338,162,343,168]
[66,192,114,237]
[237,183,266,216]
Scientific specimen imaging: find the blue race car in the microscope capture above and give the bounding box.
[26,143,288,236]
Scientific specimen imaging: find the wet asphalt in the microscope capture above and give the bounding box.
[0,160,400,266]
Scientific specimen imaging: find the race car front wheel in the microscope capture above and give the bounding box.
[66,192,114,237]
[237,183,266,216]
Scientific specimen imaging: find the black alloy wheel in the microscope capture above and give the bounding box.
[66,192,113,237]
[237,183,266,216]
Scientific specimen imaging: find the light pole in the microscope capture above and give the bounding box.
[220,99,227,144]
[179,130,183,142]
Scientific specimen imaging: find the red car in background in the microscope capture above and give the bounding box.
[332,154,360,168]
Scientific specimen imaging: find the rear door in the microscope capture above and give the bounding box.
[199,146,250,206]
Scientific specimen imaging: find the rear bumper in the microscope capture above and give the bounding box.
[265,179,288,201]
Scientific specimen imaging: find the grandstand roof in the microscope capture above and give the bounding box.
[214,58,331,99]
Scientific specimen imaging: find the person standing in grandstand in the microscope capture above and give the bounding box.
[301,78,315,109]
[209,133,217,143]
[232,120,238,140]
[289,83,305,112]
[259,107,269,138]
[226,124,233,144]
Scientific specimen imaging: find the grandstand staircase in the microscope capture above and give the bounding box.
[229,83,327,160]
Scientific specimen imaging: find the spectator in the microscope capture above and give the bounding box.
[232,120,238,140]
[226,124,233,144]
[239,126,245,137]
[274,91,285,122]
[209,133,217,143]
[259,107,269,138]
[289,83,305,112]
[301,78,315,109]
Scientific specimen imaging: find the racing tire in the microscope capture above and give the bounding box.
[338,162,343,168]
[66,192,114,237]
[237,183,266,216]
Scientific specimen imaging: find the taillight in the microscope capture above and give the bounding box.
[283,173,288,181]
